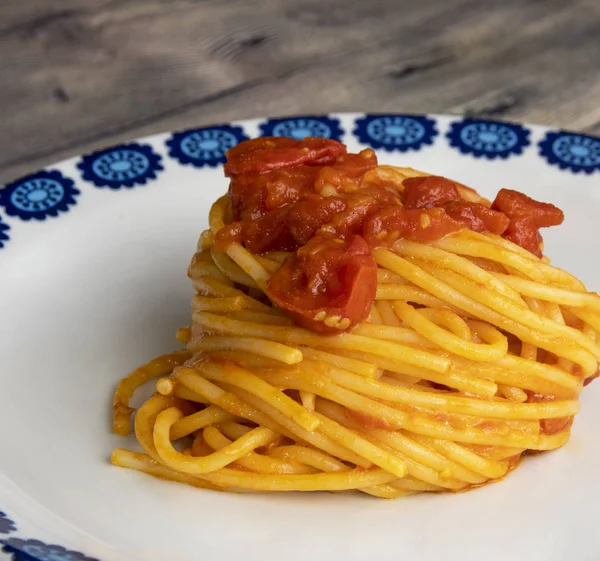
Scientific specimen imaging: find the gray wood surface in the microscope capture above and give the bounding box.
[1,0,600,183]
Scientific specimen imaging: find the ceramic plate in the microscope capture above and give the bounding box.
[1,113,599,561]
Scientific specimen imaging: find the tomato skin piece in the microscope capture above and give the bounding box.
[224,137,347,176]
[266,235,377,334]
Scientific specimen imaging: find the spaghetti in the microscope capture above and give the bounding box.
[112,137,599,498]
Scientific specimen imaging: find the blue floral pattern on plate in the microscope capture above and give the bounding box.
[1,538,99,561]
[0,509,98,561]
[353,115,437,152]
[0,171,79,221]
[446,119,530,159]
[77,143,163,188]
[0,218,10,250]
[167,125,249,168]
[258,116,344,141]
[0,512,16,534]
[538,131,600,174]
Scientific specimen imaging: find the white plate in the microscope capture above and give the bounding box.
[1,113,599,561]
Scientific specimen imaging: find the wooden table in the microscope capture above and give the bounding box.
[1,0,599,183]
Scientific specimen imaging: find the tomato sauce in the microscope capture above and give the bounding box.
[216,137,564,333]
[526,392,573,436]
[583,368,599,387]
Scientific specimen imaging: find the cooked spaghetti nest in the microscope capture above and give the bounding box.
[111,166,599,498]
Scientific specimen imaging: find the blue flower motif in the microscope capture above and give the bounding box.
[0,170,79,221]
[1,538,99,561]
[539,131,600,174]
[447,119,530,159]
[0,218,10,250]
[353,115,437,152]
[77,143,163,188]
[258,116,344,141]
[0,512,16,534]
[167,125,249,168]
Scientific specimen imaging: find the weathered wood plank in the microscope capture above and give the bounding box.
[1,0,599,182]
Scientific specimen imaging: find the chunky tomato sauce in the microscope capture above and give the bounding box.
[216,137,564,333]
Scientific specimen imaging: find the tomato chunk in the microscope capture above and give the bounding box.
[213,221,243,250]
[287,194,347,245]
[322,187,401,240]
[224,137,347,176]
[229,166,319,221]
[364,206,466,246]
[492,189,564,257]
[314,149,378,195]
[402,176,461,208]
[266,235,377,333]
[218,140,568,337]
[444,201,509,235]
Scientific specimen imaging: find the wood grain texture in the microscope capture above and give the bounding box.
[1,0,600,182]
